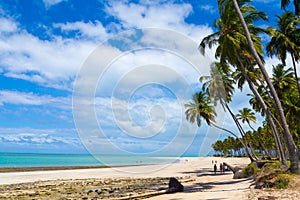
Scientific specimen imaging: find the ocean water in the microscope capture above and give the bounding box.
[0,152,178,168]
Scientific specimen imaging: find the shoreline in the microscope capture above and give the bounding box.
[0,155,247,173]
[0,163,156,173]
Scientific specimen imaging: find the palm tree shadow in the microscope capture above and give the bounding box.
[182,168,234,177]
[183,178,252,193]
[183,182,214,192]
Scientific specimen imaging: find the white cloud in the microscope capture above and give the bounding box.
[54,20,108,40]
[0,17,97,90]
[200,5,216,14]
[106,1,192,28]
[105,1,213,42]
[0,90,70,109]
[43,0,66,8]
[0,18,18,33]
[0,127,79,145]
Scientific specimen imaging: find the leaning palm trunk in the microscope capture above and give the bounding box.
[291,53,300,97]
[232,0,299,173]
[223,102,259,160]
[236,55,287,166]
[210,121,255,161]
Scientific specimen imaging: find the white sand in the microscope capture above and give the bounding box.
[0,156,252,199]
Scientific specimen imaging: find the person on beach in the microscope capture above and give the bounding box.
[222,162,226,173]
[219,163,223,174]
[214,163,217,174]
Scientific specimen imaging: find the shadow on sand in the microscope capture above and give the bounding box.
[180,168,253,193]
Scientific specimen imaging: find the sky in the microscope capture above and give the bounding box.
[0,0,293,156]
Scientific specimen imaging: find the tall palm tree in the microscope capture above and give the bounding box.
[267,12,300,97]
[185,91,255,160]
[281,0,300,15]
[231,0,299,173]
[200,62,257,160]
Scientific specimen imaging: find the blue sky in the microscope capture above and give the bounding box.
[0,0,293,156]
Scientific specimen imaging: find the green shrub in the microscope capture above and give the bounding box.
[262,161,281,170]
[242,162,257,176]
[275,174,291,189]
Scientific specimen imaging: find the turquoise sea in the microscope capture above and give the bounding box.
[0,152,178,168]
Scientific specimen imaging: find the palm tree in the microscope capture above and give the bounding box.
[236,108,256,130]
[200,62,257,160]
[272,64,297,98]
[200,0,286,164]
[234,67,263,91]
[200,62,235,106]
[231,0,299,173]
[266,12,300,97]
[272,64,300,146]
[248,87,270,116]
[281,0,300,15]
[185,91,255,160]
[185,92,216,127]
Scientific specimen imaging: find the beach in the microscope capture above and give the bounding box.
[0,156,254,199]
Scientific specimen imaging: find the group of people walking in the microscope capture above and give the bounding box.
[212,160,226,174]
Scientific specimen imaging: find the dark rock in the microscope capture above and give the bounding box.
[167,177,183,193]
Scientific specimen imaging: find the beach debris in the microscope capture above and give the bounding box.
[223,162,242,174]
[167,177,184,193]
[223,162,248,179]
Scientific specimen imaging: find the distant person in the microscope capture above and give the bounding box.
[214,164,217,174]
[219,163,223,174]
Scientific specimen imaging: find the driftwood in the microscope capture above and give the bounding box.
[223,162,242,174]
[223,162,247,179]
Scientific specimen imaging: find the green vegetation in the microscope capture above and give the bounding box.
[244,161,295,189]
[242,162,257,176]
[237,160,296,189]
[185,0,300,174]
